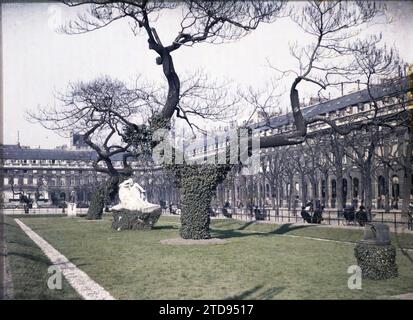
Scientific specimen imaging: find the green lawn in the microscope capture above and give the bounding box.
[4,215,413,299]
[3,216,80,299]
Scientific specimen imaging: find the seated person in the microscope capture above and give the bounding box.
[208,207,216,217]
[222,207,232,218]
[169,203,175,214]
[254,207,266,220]
[355,205,368,226]
[301,206,312,223]
[312,206,324,224]
[343,205,355,223]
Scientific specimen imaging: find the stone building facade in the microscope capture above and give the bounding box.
[0,77,411,212]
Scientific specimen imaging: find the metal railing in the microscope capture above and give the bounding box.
[206,207,413,231]
[2,206,412,232]
[1,207,89,216]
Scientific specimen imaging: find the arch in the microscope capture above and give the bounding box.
[331,179,337,198]
[378,175,386,197]
[266,183,270,198]
[353,177,359,198]
[391,175,400,209]
[321,179,326,198]
[295,182,300,193]
[342,178,348,203]
[331,179,337,208]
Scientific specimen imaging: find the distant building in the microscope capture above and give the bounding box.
[0,144,178,208]
[69,132,90,150]
[0,77,411,211]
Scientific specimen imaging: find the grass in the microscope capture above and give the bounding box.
[5,215,413,299]
[3,216,81,299]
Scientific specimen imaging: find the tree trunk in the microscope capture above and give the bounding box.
[384,165,391,213]
[271,182,276,210]
[311,178,318,209]
[86,176,120,220]
[288,177,294,212]
[179,165,230,239]
[401,129,413,228]
[364,163,373,220]
[336,168,344,213]
[275,185,280,216]
[301,174,306,205]
[324,172,329,208]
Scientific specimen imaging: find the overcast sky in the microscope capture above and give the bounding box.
[2,1,413,148]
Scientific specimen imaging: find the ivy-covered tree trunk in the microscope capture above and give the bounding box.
[87,186,106,220]
[86,176,121,220]
[179,164,230,240]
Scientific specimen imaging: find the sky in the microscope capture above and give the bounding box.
[2,1,413,149]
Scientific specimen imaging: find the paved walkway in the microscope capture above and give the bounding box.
[14,219,115,300]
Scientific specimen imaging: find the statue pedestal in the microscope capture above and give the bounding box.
[354,223,398,280]
[67,203,77,217]
[111,208,162,231]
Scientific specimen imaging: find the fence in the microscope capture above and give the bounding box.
[206,206,413,231]
[1,207,89,216]
[2,205,412,231]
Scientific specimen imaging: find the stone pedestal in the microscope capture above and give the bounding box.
[67,203,77,217]
[111,208,162,231]
[354,223,398,280]
[110,178,161,231]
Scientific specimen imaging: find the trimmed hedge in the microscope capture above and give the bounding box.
[354,243,398,280]
[111,208,162,231]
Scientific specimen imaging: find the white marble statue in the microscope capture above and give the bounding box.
[110,178,160,212]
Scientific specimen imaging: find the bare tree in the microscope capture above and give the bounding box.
[239,1,405,220]
[62,0,284,133]
[28,77,147,218]
[261,148,288,215]
[344,127,383,218]
[302,139,325,208]
[55,1,408,239]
